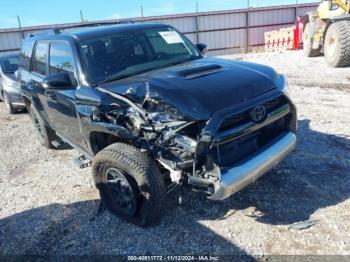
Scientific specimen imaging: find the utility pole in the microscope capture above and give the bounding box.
[196,1,199,13]
[140,6,144,19]
[17,15,24,39]
[80,10,84,23]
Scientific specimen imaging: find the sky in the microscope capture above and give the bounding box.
[0,0,317,29]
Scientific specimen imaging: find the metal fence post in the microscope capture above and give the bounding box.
[195,1,200,43]
[80,10,84,23]
[246,11,249,53]
[17,15,24,39]
[195,16,200,44]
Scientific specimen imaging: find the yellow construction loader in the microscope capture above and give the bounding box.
[303,0,350,67]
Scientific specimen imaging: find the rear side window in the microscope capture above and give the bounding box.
[32,42,48,76]
[49,42,75,82]
[19,40,34,71]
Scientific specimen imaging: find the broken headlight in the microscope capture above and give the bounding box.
[174,134,197,154]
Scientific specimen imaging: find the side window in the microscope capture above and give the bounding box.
[32,42,48,76]
[19,40,35,71]
[49,42,76,84]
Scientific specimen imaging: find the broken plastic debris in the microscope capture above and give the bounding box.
[288,219,320,230]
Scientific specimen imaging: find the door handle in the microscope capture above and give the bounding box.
[45,90,55,98]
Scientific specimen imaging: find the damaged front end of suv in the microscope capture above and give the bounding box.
[20,23,297,226]
[93,65,297,201]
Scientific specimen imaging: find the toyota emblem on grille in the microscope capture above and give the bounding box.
[250,105,267,122]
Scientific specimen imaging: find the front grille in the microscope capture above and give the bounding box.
[219,95,286,132]
[211,96,292,168]
[212,114,289,167]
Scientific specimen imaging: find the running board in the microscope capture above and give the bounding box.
[73,155,92,169]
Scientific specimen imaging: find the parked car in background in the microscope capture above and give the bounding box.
[0,54,25,113]
[19,22,297,227]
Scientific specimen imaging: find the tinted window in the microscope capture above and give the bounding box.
[0,55,19,74]
[49,42,75,83]
[32,42,48,75]
[19,40,35,71]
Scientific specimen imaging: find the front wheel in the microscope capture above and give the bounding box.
[324,21,350,67]
[92,143,166,227]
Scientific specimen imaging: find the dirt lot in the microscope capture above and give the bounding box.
[0,50,349,257]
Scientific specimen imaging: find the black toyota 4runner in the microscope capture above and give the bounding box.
[19,22,297,226]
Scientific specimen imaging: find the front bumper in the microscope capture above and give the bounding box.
[209,132,296,200]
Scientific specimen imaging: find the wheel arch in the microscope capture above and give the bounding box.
[324,15,350,39]
[87,126,136,155]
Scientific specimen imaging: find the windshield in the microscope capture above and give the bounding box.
[0,55,19,74]
[78,27,201,85]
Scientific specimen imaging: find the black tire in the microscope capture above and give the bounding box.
[3,92,16,114]
[303,23,321,57]
[29,104,55,149]
[324,21,350,67]
[92,143,166,227]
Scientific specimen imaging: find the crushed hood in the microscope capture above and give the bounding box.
[99,57,280,120]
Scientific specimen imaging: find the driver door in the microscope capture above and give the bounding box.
[45,41,85,149]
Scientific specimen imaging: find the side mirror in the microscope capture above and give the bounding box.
[196,43,208,54]
[43,73,73,89]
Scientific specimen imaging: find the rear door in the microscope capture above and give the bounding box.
[45,41,86,148]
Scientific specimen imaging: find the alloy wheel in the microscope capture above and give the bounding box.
[105,167,138,216]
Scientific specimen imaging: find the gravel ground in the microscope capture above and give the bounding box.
[0,50,349,257]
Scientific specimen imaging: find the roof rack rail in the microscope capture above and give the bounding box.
[29,28,60,37]
[27,19,135,38]
[58,19,135,31]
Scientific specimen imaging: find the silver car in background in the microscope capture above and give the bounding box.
[0,54,25,114]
